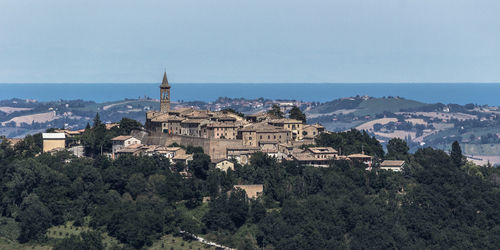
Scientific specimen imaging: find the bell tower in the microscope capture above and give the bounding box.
[160,71,171,113]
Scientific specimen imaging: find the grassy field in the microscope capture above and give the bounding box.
[354,98,427,116]
[0,237,52,250]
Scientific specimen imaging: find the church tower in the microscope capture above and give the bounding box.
[160,71,171,113]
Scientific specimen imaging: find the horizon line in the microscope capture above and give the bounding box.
[2,82,500,85]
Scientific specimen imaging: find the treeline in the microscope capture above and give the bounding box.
[1,126,500,249]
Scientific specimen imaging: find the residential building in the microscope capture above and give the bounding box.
[232,185,263,199]
[42,133,66,153]
[380,160,406,172]
[111,135,141,159]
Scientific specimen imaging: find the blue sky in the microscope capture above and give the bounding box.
[0,0,499,83]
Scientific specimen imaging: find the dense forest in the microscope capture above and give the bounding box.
[1,119,500,249]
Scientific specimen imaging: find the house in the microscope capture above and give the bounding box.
[307,147,338,159]
[290,147,339,167]
[380,160,406,172]
[348,153,373,168]
[42,133,66,153]
[172,153,194,165]
[302,124,326,139]
[201,122,239,139]
[268,118,304,140]
[232,184,264,199]
[238,123,290,147]
[213,159,235,172]
[227,146,260,165]
[111,135,141,159]
[114,144,144,158]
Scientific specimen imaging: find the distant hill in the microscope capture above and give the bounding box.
[307,96,430,116]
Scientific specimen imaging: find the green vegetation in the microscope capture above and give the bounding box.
[354,97,428,116]
[1,121,500,249]
[267,104,284,118]
[288,106,306,123]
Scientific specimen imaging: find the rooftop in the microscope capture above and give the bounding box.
[308,147,338,154]
[42,133,66,139]
[380,160,406,167]
[111,135,133,141]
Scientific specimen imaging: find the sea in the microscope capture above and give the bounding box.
[1,83,500,106]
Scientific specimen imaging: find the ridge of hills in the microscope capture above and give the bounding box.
[1,96,499,164]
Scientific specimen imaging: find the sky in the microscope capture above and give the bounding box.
[0,0,499,83]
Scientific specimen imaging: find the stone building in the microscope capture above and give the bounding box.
[42,133,66,153]
[201,122,239,139]
[111,135,141,159]
[238,123,290,147]
[268,118,304,140]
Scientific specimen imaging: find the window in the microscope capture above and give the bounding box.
[268,135,270,139]
[260,136,262,139]
[249,137,252,140]
[274,135,276,139]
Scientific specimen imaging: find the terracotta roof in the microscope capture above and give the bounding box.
[181,119,207,124]
[268,118,302,124]
[173,153,193,160]
[233,184,263,199]
[292,153,333,162]
[205,122,238,128]
[348,153,372,159]
[239,123,287,132]
[380,160,405,167]
[111,135,133,141]
[308,147,338,154]
[150,114,170,122]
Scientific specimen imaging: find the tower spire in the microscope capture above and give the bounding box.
[160,71,171,113]
[161,71,169,86]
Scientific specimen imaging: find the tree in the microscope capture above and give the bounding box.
[93,113,102,128]
[17,194,52,243]
[119,117,143,134]
[451,141,464,167]
[289,106,306,123]
[386,138,409,159]
[189,153,211,180]
[267,104,284,118]
[54,231,104,250]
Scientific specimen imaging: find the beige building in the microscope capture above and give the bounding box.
[227,146,260,165]
[302,124,326,139]
[348,153,373,168]
[291,147,339,167]
[42,133,66,153]
[380,160,406,172]
[201,122,239,139]
[111,135,141,158]
[238,123,290,147]
[232,184,264,199]
[268,118,304,140]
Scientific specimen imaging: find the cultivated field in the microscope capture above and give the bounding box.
[1,111,57,126]
[356,118,397,131]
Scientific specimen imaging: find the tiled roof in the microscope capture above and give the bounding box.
[380,160,405,167]
[111,135,133,141]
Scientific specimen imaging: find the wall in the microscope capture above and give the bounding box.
[43,139,65,152]
[132,130,244,160]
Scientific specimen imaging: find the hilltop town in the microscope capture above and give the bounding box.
[33,72,383,172]
[1,74,499,250]
[3,73,500,165]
